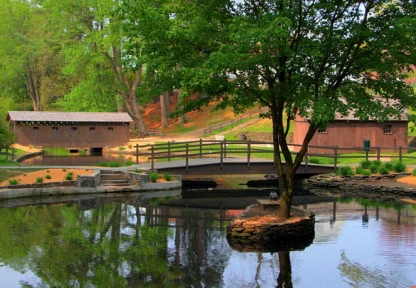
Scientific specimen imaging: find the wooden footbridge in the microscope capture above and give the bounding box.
[132,139,336,175]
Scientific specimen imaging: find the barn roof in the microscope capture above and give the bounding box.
[6,111,133,123]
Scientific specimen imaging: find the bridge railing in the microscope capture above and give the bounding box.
[132,139,415,171]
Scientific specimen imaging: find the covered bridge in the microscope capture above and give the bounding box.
[7,111,132,150]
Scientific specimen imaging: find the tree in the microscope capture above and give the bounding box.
[123,0,416,218]
[46,0,149,133]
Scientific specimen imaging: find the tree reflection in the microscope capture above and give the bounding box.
[0,197,231,287]
[277,251,293,288]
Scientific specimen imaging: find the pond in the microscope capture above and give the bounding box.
[0,193,415,288]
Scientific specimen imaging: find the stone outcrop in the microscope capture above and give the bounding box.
[307,173,416,200]
[227,204,315,252]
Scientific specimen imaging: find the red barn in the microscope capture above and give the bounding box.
[294,108,408,154]
[7,111,132,150]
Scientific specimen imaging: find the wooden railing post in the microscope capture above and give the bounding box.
[186,143,189,172]
[377,146,380,161]
[247,140,251,168]
[220,141,224,169]
[168,141,171,162]
[11,147,15,161]
[224,139,227,158]
[135,144,139,164]
[334,145,338,171]
[151,146,155,172]
[199,139,202,158]
[399,146,402,163]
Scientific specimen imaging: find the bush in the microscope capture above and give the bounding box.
[36,177,43,183]
[369,165,378,174]
[134,169,144,173]
[125,160,134,166]
[45,174,51,179]
[65,173,73,181]
[412,169,416,176]
[9,179,18,185]
[372,160,382,167]
[356,166,370,175]
[336,166,354,176]
[393,162,406,173]
[360,160,371,169]
[309,157,321,164]
[109,161,121,167]
[163,172,172,181]
[379,167,390,175]
[383,162,394,171]
[149,172,158,183]
[119,146,126,151]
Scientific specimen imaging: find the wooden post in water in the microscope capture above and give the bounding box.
[135,144,139,164]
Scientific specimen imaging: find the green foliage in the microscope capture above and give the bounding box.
[65,173,73,181]
[392,162,406,173]
[36,177,43,183]
[95,161,121,167]
[118,147,126,151]
[360,160,371,169]
[149,172,158,183]
[8,179,18,185]
[163,172,172,181]
[372,160,382,168]
[125,160,134,166]
[336,166,355,176]
[369,165,379,174]
[309,157,321,164]
[383,162,394,171]
[355,166,370,176]
[134,169,145,173]
[379,167,390,175]
[45,174,51,180]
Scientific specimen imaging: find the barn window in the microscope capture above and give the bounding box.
[52,127,58,131]
[33,127,39,130]
[71,127,78,131]
[317,126,327,133]
[383,124,392,134]
[108,127,114,131]
[89,127,95,131]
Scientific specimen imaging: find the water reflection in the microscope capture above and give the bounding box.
[0,195,415,287]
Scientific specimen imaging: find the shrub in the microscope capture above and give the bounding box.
[356,166,370,175]
[383,162,394,171]
[125,160,134,166]
[36,177,43,183]
[62,169,66,172]
[119,146,126,151]
[45,174,51,179]
[412,169,416,176]
[372,160,382,168]
[9,179,18,185]
[109,161,121,167]
[128,145,133,149]
[163,172,172,181]
[65,173,73,181]
[134,169,144,173]
[309,157,321,164]
[360,160,371,169]
[369,165,378,174]
[149,172,159,183]
[336,166,354,176]
[393,162,406,173]
[379,167,390,175]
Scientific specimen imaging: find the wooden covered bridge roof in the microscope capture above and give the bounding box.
[7,111,133,123]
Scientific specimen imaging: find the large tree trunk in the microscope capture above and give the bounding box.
[160,91,170,128]
[25,66,41,111]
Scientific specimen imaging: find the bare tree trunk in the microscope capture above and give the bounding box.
[160,91,170,128]
[177,91,185,125]
[25,66,41,111]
